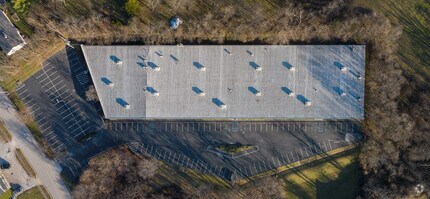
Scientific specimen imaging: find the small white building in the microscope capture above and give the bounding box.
[0,11,26,56]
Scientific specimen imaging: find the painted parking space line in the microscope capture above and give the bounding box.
[48,84,68,93]
[16,88,28,96]
[18,92,31,99]
[38,121,50,128]
[23,98,34,106]
[41,78,63,88]
[38,71,58,83]
[35,65,53,79]
[58,103,78,115]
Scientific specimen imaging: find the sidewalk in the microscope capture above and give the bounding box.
[0,88,71,199]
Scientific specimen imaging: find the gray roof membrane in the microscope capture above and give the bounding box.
[82,45,365,119]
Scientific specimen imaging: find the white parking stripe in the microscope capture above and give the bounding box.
[20,94,31,100]
[45,130,54,136]
[39,121,49,128]
[23,99,34,105]
[17,89,28,95]
[50,139,61,146]
[47,135,57,142]
[42,79,63,88]
[67,122,79,129]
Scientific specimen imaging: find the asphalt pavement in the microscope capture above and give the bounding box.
[11,46,363,183]
[0,88,71,199]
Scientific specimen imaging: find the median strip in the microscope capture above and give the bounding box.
[14,148,36,178]
[0,121,12,143]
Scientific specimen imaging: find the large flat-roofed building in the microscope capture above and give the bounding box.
[82,45,365,120]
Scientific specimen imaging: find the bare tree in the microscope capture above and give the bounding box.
[85,85,98,101]
[147,0,161,11]
[241,176,285,199]
[73,147,159,199]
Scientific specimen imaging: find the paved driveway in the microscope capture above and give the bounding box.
[13,46,362,182]
[116,120,359,179]
[0,88,71,199]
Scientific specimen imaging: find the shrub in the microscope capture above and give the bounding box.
[124,0,140,17]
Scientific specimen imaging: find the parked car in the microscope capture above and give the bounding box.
[0,162,10,169]
[11,184,21,193]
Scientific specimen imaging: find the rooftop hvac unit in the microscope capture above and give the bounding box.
[341,66,348,72]
[289,66,296,71]
[305,101,312,106]
[125,104,131,109]
[156,51,164,58]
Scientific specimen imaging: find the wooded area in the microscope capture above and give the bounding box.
[0,0,429,198]
[73,147,176,199]
[73,147,286,199]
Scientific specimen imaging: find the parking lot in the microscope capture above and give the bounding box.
[15,47,119,178]
[14,46,363,181]
[116,120,360,180]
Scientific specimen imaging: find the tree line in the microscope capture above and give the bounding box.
[1,0,429,198]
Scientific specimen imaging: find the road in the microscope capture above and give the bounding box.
[0,140,37,195]
[0,88,71,199]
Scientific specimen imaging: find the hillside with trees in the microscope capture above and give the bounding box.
[73,147,184,199]
[0,0,429,198]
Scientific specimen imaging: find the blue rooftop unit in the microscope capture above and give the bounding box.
[169,17,182,29]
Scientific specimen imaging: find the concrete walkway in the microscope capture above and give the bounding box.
[0,88,71,199]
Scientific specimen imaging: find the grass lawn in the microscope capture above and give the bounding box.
[0,189,12,199]
[15,148,37,177]
[148,147,360,199]
[280,148,360,199]
[216,144,253,155]
[354,0,430,86]
[16,186,50,199]
[0,41,64,92]
[153,161,229,188]
[0,121,12,143]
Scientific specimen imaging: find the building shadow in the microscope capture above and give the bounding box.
[101,77,112,85]
[147,62,158,69]
[248,86,259,95]
[212,98,225,107]
[334,61,343,70]
[282,61,294,70]
[146,86,157,94]
[170,54,178,62]
[192,86,203,94]
[249,61,260,70]
[192,62,204,70]
[281,86,293,95]
[297,95,309,104]
[116,98,129,107]
[110,55,121,63]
